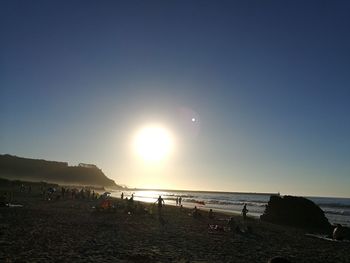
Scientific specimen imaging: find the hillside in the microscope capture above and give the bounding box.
[0,154,116,187]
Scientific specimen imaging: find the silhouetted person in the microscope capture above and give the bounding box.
[192,206,200,218]
[176,197,179,206]
[155,195,165,219]
[126,195,134,212]
[179,196,182,205]
[0,193,7,207]
[242,204,248,220]
[268,256,291,263]
[61,187,65,199]
[80,188,85,199]
[121,192,124,200]
[208,209,214,219]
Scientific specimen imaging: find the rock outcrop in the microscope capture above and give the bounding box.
[260,195,332,232]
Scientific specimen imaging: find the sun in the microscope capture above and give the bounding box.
[134,125,174,161]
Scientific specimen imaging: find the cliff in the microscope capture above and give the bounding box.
[0,154,116,187]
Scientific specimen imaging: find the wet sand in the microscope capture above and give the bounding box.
[0,186,349,263]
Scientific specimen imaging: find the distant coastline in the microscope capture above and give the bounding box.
[0,154,117,187]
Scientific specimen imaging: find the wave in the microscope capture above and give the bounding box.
[236,199,268,204]
[182,198,267,207]
[165,194,195,198]
[317,203,350,209]
[323,209,350,216]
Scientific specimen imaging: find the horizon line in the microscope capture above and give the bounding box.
[116,186,350,199]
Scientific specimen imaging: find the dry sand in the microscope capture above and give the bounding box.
[0,185,349,263]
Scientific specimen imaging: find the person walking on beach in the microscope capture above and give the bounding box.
[242,204,248,220]
[176,197,179,206]
[179,196,182,205]
[121,192,124,200]
[208,209,214,219]
[155,195,165,219]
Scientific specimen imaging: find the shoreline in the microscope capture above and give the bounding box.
[110,189,350,227]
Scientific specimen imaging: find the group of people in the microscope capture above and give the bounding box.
[119,193,179,219]
[43,186,98,201]
[175,196,182,206]
[118,192,251,223]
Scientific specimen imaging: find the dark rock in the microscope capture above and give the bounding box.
[260,195,331,232]
[333,224,350,240]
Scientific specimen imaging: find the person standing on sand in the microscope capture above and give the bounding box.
[176,197,179,206]
[208,209,214,219]
[242,204,248,220]
[155,195,165,219]
[179,196,182,205]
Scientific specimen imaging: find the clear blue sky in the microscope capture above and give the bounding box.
[1,1,350,197]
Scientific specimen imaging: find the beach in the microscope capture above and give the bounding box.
[1,185,349,263]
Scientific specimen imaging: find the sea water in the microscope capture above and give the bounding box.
[110,189,350,226]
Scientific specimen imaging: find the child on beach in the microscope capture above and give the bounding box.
[155,195,165,219]
[242,204,248,220]
[192,206,201,218]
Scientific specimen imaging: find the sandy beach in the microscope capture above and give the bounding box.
[1,184,349,263]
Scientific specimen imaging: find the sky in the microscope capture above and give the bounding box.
[1,0,350,197]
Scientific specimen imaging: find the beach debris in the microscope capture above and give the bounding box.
[208,224,230,234]
[100,192,111,199]
[7,203,23,208]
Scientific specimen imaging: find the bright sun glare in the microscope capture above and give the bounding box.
[134,126,174,162]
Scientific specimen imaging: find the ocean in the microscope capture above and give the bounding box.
[110,189,350,227]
